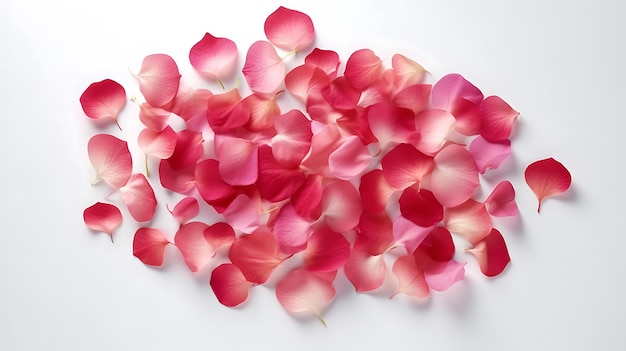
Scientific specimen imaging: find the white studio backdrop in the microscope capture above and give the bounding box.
[1,0,625,350]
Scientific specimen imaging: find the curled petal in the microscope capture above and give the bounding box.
[168,197,199,225]
[468,136,512,174]
[344,249,386,292]
[264,6,315,51]
[80,79,126,126]
[524,158,572,212]
[344,49,383,91]
[210,264,252,307]
[444,199,492,245]
[276,269,335,325]
[479,96,519,142]
[485,181,519,217]
[88,134,132,189]
[189,33,238,82]
[391,255,429,299]
[467,228,511,277]
[132,227,170,266]
[137,54,181,107]
[120,174,157,222]
[229,227,284,284]
[431,144,480,208]
[242,41,284,96]
[83,202,122,240]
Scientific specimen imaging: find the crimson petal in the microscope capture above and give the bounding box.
[467,228,511,277]
[132,227,170,266]
[524,158,572,212]
[83,202,122,240]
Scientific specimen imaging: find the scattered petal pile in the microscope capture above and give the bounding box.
[80,7,572,324]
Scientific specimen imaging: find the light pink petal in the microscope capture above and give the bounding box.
[285,64,330,104]
[344,49,383,91]
[431,73,483,111]
[120,173,157,222]
[137,54,181,107]
[381,143,434,190]
[415,109,456,155]
[392,84,431,116]
[88,134,132,189]
[467,228,511,277]
[166,86,212,123]
[193,159,235,204]
[168,197,199,225]
[443,199,493,245]
[479,96,519,142]
[305,48,340,78]
[206,88,249,133]
[365,102,417,153]
[273,202,314,254]
[431,144,480,208]
[210,263,252,307]
[391,255,429,299]
[321,179,362,233]
[271,109,312,168]
[243,93,281,132]
[229,227,284,284]
[264,6,315,51]
[214,135,258,186]
[132,227,170,266]
[276,268,335,325]
[189,33,238,82]
[138,103,170,132]
[80,79,126,127]
[158,160,196,194]
[344,249,386,292]
[524,158,572,212]
[83,202,122,240]
[392,216,433,254]
[257,145,306,202]
[328,135,372,180]
[485,181,519,217]
[399,188,443,227]
[291,174,323,220]
[359,169,395,215]
[166,130,204,171]
[303,226,350,272]
[355,212,394,255]
[174,222,211,272]
[468,136,512,174]
[422,259,465,292]
[391,54,426,91]
[222,194,260,234]
[242,41,285,96]
[138,125,177,160]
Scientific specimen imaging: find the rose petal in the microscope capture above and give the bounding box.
[264,6,315,51]
[88,134,132,189]
[484,181,519,217]
[136,54,181,107]
[119,173,157,222]
[524,157,572,212]
[467,228,511,277]
[132,227,170,266]
[189,33,238,82]
[276,268,335,325]
[210,263,252,307]
[80,79,126,128]
[83,202,122,240]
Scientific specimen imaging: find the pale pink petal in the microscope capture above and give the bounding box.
[264,6,315,51]
[168,197,199,225]
[422,259,465,292]
[365,102,417,153]
[166,86,212,123]
[138,103,170,132]
[189,33,238,82]
[305,48,340,78]
[276,268,335,325]
[484,181,519,217]
[229,227,284,284]
[328,135,372,180]
[222,194,260,234]
[138,125,177,160]
[415,109,456,155]
[242,41,285,96]
[443,199,493,245]
[392,84,431,115]
[271,109,312,168]
[303,226,350,272]
[174,222,211,272]
[399,188,443,227]
[344,249,386,292]
[257,145,306,202]
[431,144,480,208]
[391,255,429,299]
[243,93,281,132]
[273,202,314,254]
[524,158,572,212]
[285,64,330,104]
[431,73,483,111]
[355,212,394,255]
[392,216,433,254]
[391,54,426,91]
[120,173,157,222]
[359,170,395,215]
[210,263,252,307]
[468,136,512,174]
[381,143,434,190]
[467,228,511,277]
[88,134,132,189]
[214,135,258,186]
[80,79,126,127]
[83,202,122,240]
[344,49,383,91]
[479,96,519,142]
[321,179,362,233]
[136,54,181,107]
[132,227,170,266]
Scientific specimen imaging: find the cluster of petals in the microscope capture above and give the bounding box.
[81,6,572,324]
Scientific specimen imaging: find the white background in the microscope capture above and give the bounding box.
[1,0,624,350]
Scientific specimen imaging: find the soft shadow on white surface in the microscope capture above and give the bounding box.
[1,0,625,350]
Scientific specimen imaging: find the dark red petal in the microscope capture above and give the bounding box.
[467,228,511,277]
[257,145,306,202]
[355,212,394,255]
[399,188,443,227]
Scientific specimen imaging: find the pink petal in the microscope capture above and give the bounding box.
[158,160,196,194]
[242,41,285,96]
[243,93,281,132]
[430,144,480,208]
[88,134,132,189]
[422,258,465,292]
[321,76,360,110]
[484,181,519,217]
[300,121,342,176]
[431,73,483,111]
[449,98,481,136]
[415,109,456,155]
[175,222,235,272]
[271,109,312,168]
[168,197,199,225]
[479,96,519,142]
[468,136,512,174]
[359,169,395,215]
[392,216,433,254]
[189,33,238,82]
[443,199,493,245]
[344,49,383,91]
[391,54,426,91]
[166,130,204,171]
[365,102,417,153]
[355,212,394,255]
[136,54,181,107]
[524,158,572,212]
[206,88,250,133]
[138,125,177,160]
[303,226,350,272]
[344,249,386,292]
[80,79,126,127]
[229,227,284,284]
[132,227,170,266]
[399,188,443,227]
[291,174,323,220]
[321,179,362,233]
[276,268,335,324]
[264,6,315,51]
[392,84,431,116]
[166,86,212,123]
[221,194,260,234]
[305,48,340,78]
[467,228,511,277]
[391,255,429,299]
[328,135,372,180]
[285,64,330,104]
[273,202,314,254]
[257,145,306,202]
[119,173,157,222]
[214,135,258,186]
[83,202,122,240]
[210,263,252,307]
[381,143,434,190]
[194,159,235,204]
[138,103,170,132]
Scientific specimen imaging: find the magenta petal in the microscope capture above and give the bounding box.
[169,197,199,225]
[328,135,372,180]
[80,79,126,127]
[303,226,350,273]
[479,96,519,142]
[467,228,511,277]
[468,136,512,174]
[399,188,443,227]
[525,157,572,212]
[422,259,465,292]
[273,203,314,254]
[210,263,252,307]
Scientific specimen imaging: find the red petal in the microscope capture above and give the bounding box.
[83,202,122,240]
[381,143,434,190]
[158,160,196,194]
[276,268,335,324]
[132,227,170,266]
[174,222,234,272]
[120,173,157,222]
[321,179,362,233]
[168,197,199,225]
[415,109,456,155]
[189,33,238,82]
[214,135,258,186]
[421,226,455,262]
[210,263,251,307]
[88,134,132,189]
[137,54,181,107]
[305,48,340,78]
[321,76,361,110]
[291,174,323,220]
[166,130,204,171]
[272,109,312,168]
[391,255,429,299]
[80,79,126,127]
[391,54,426,91]
[194,159,235,204]
[328,135,372,180]
[524,157,572,212]
[468,136,512,174]
[431,144,480,208]
[485,181,519,217]
[138,126,177,160]
[344,49,383,91]
[344,249,386,292]
[264,6,315,51]
[359,169,395,215]
[399,188,443,227]
[203,222,236,256]
[242,41,284,96]
[303,226,350,272]
[257,145,306,202]
[273,202,314,254]
[229,227,284,284]
[138,103,170,132]
[443,199,492,245]
[300,121,342,177]
[355,212,394,255]
[467,228,511,277]
[479,96,519,142]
